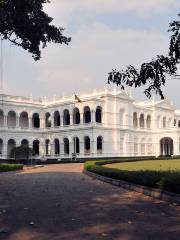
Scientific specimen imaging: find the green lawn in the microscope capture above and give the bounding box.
[106,160,180,172]
[84,160,180,194]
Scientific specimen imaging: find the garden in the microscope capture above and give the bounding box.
[84,159,180,194]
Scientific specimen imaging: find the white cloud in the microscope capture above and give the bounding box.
[35,23,169,96]
[45,0,180,24]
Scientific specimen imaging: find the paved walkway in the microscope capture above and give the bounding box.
[0,164,180,240]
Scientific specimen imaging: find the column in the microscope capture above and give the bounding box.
[91,110,95,123]
[4,115,7,128]
[29,118,32,129]
[16,116,19,128]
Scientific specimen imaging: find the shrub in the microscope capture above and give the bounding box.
[84,161,180,194]
[0,164,23,172]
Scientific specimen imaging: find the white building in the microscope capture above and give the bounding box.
[0,85,180,160]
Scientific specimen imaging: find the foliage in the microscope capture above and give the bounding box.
[10,145,33,160]
[84,160,180,194]
[0,163,23,172]
[0,0,71,60]
[108,13,180,99]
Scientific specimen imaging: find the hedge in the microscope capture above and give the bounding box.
[0,164,23,172]
[84,161,180,194]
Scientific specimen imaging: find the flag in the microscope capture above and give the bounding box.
[74,94,82,103]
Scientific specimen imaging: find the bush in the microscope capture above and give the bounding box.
[10,146,33,160]
[84,161,180,194]
[0,164,23,172]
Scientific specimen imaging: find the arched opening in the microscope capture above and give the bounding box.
[32,113,40,128]
[163,117,166,128]
[84,136,90,155]
[146,115,151,129]
[54,111,60,127]
[45,112,51,128]
[54,139,60,155]
[178,120,180,128]
[0,110,4,127]
[33,140,40,156]
[96,107,102,123]
[174,119,177,127]
[73,137,80,154]
[73,108,80,124]
[64,138,69,155]
[139,114,144,128]
[0,139,3,155]
[97,136,103,154]
[19,112,29,128]
[7,139,16,157]
[84,106,91,123]
[21,139,29,147]
[45,139,50,155]
[133,112,138,128]
[160,137,174,156]
[63,110,70,126]
[7,111,16,128]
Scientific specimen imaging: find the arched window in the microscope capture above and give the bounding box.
[32,113,40,128]
[0,110,4,127]
[97,136,103,154]
[146,115,151,129]
[174,119,177,126]
[73,137,80,154]
[7,111,16,128]
[21,139,29,147]
[163,117,166,128]
[45,112,51,128]
[33,140,40,156]
[0,139,3,155]
[160,137,173,156]
[73,108,80,124]
[139,114,144,128]
[133,112,138,128]
[7,139,16,157]
[19,112,29,128]
[84,136,90,155]
[96,107,102,123]
[64,138,69,155]
[45,139,50,155]
[54,111,60,127]
[63,110,70,126]
[54,139,60,155]
[178,120,180,128]
[84,106,91,123]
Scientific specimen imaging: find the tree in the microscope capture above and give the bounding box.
[108,13,180,99]
[11,145,33,160]
[0,0,71,60]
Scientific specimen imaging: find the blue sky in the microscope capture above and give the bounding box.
[1,0,180,107]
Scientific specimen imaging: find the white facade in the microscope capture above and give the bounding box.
[0,86,180,160]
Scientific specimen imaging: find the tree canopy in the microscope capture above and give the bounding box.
[0,0,71,60]
[108,13,180,99]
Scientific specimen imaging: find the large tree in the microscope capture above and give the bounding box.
[108,13,180,99]
[0,0,71,60]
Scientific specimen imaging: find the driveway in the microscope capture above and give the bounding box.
[0,163,180,240]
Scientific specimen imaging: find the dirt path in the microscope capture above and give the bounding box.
[0,164,179,240]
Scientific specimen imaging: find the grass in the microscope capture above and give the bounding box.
[84,160,180,194]
[106,160,180,172]
[0,164,23,172]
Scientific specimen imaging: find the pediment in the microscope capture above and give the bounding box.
[155,100,175,111]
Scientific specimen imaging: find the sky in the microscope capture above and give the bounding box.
[1,0,180,107]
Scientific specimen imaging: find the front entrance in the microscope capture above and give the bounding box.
[160,137,174,156]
